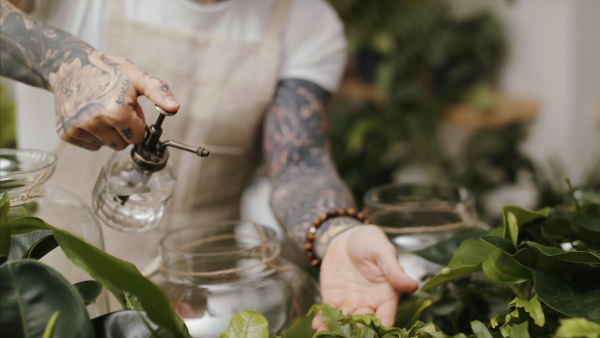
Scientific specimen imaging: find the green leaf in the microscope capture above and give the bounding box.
[554,318,600,338]
[92,310,172,338]
[509,297,545,327]
[548,209,600,246]
[395,295,433,328]
[0,260,94,338]
[218,310,269,338]
[481,236,516,255]
[501,205,550,227]
[420,266,481,291]
[0,193,10,260]
[534,269,600,323]
[482,249,532,284]
[310,304,349,337]
[74,281,103,305]
[0,192,9,222]
[506,321,529,338]
[4,216,189,338]
[42,311,61,338]
[515,242,600,268]
[470,320,493,338]
[7,230,53,261]
[23,234,58,259]
[410,230,489,266]
[448,239,495,269]
[503,212,519,247]
[340,313,402,337]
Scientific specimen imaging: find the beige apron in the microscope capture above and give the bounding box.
[50,0,291,270]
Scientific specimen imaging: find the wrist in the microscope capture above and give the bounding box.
[304,208,371,266]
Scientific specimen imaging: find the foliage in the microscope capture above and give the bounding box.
[221,191,600,337]
[0,193,190,337]
[0,81,17,148]
[325,0,534,220]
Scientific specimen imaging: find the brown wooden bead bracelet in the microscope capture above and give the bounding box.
[304,208,371,267]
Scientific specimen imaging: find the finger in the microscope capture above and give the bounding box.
[374,299,399,328]
[58,127,102,151]
[134,72,180,114]
[377,244,419,293]
[311,314,325,332]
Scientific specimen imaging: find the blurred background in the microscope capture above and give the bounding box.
[2,0,599,226]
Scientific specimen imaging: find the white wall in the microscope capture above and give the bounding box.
[449,0,600,185]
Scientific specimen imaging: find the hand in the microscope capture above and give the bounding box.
[313,225,419,332]
[48,50,179,151]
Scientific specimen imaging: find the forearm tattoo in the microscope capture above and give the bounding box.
[0,1,93,88]
[264,79,361,258]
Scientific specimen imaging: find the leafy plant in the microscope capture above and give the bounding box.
[219,189,600,337]
[0,192,190,337]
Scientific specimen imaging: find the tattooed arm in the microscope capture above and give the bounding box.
[0,0,179,150]
[264,79,418,331]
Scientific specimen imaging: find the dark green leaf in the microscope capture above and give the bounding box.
[218,310,269,338]
[309,304,350,337]
[23,233,58,259]
[74,280,103,305]
[8,230,53,261]
[550,209,600,232]
[0,192,10,259]
[395,295,432,328]
[4,216,189,338]
[482,249,532,284]
[0,192,9,222]
[481,236,516,255]
[534,269,600,323]
[0,260,93,338]
[519,242,600,265]
[410,230,489,266]
[92,310,172,338]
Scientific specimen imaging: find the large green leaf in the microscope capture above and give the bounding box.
[548,209,600,247]
[503,212,520,247]
[218,310,269,338]
[516,242,600,266]
[92,310,171,338]
[534,269,600,323]
[419,266,481,291]
[0,260,94,338]
[482,249,532,284]
[0,193,9,262]
[409,230,489,266]
[3,216,189,338]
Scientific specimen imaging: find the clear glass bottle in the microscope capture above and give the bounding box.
[155,221,320,338]
[92,145,176,233]
[0,148,108,315]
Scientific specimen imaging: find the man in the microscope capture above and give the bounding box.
[0,0,418,331]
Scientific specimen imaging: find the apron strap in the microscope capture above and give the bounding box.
[264,0,293,42]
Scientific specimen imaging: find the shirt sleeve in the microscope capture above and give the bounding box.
[279,0,347,93]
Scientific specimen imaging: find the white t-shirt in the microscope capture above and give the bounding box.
[15,0,347,151]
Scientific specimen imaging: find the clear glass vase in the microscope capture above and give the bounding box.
[364,182,489,283]
[154,221,320,338]
[0,148,108,315]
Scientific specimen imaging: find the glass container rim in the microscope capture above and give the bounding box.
[363,181,474,211]
[160,221,279,259]
[0,148,57,179]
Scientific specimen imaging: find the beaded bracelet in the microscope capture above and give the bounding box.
[304,208,371,267]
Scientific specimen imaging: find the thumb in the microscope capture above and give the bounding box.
[134,73,180,113]
[377,244,419,293]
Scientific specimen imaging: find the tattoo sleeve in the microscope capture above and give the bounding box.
[264,79,362,259]
[0,0,93,89]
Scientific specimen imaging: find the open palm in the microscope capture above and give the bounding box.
[313,225,419,331]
